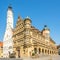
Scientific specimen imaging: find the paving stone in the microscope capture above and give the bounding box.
[0,58,23,60]
[0,56,60,60]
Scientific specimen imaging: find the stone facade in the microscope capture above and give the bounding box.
[13,16,58,58]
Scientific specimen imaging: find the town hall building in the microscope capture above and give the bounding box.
[13,16,58,58]
[3,6,58,58]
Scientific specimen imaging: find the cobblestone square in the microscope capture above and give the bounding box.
[23,55,60,60]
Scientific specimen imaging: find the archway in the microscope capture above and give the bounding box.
[39,48,41,54]
[50,51,51,54]
[16,47,20,58]
[17,50,20,58]
[34,48,37,54]
[42,49,44,54]
[45,49,47,54]
[48,50,49,54]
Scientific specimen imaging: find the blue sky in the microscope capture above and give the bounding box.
[0,0,60,45]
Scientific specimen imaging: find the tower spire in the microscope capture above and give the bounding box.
[7,5,13,28]
[7,4,12,11]
[3,6,14,58]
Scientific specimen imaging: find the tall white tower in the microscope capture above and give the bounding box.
[3,6,14,58]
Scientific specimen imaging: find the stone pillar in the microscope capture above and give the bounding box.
[28,47,32,57]
[49,50,50,55]
[45,49,47,55]
[46,50,47,55]
[44,49,45,55]
[15,51,18,58]
[37,47,39,54]
[41,48,42,55]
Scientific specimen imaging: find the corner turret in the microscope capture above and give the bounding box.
[42,25,50,38]
[24,16,32,28]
